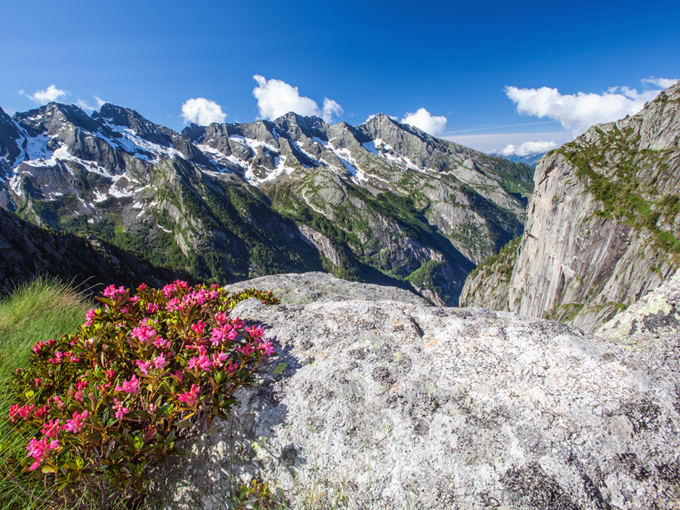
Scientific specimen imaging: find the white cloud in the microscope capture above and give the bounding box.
[642,77,678,89]
[252,75,343,123]
[21,85,69,105]
[500,140,558,157]
[504,78,678,135]
[401,108,447,136]
[75,96,106,111]
[76,99,96,111]
[321,98,343,123]
[181,98,227,125]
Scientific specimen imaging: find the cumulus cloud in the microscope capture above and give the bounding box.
[500,140,558,157]
[321,98,343,123]
[642,77,678,89]
[401,108,447,136]
[252,75,343,123]
[75,96,107,111]
[505,78,676,135]
[20,85,69,104]
[181,98,227,125]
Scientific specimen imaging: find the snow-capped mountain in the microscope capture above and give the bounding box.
[0,102,533,304]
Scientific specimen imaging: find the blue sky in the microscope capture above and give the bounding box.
[1,0,678,154]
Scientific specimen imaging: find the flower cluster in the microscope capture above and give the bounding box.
[4,281,279,505]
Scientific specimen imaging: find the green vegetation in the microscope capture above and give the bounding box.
[0,278,93,509]
[465,236,521,283]
[2,278,279,508]
[557,125,680,260]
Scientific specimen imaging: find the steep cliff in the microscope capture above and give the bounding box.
[464,82,680,332]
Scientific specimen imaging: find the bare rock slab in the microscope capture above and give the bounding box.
[158,279,680,509]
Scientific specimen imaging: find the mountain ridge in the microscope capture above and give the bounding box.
[0,101,532,304]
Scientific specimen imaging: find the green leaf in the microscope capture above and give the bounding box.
[273,363,287,375]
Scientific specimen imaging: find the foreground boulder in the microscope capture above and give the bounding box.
[157,273,680,509]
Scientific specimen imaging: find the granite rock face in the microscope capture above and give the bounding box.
[464,82,680,332]
[224,272,430,306]
[156,273,680,510]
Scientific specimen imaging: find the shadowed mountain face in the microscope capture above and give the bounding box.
[0,102,532,304]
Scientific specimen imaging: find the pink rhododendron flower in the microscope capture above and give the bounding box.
[105,369,116,381]
[48,351,65,364]
[115,375,140,394]
[62,411,88,433]
[52,396,64,410]
[154,336,171,349]
[131,325,157,344]
[138,283,147,291]
[166,298,182,312]
[210,291,219,300]
[162,283,177,298]
[113,398,129,420]
[171,370,184,382]
[210,324,236,345]
[177,383,200,407]
[84,308,97,326]
[130,296,139,303]
[191,321,206,335]
[34,378,42,386]
[41,419,60,438]
[245,325,265,339]
[9,404,34,422]
[237,344,255,357]
[153,355,166,369]
[187,355,212,371]
[26,437,59,471]
[211,352,229,367]
[231,317,245,329]
[224,360,238,374]
[121,305,130,314]
[146,302,159,314]
[214,312,228,325]
[136,360,151,375]
[103,285,126,300]
[259,339,275,357]
[176,280,189,290]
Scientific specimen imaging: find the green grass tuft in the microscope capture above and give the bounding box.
[0,277,93,510]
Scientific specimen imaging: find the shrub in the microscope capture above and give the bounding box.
[2,280,279,507]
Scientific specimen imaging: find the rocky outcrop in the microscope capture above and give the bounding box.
[156,272,680,510]
[224,272,430,306]
[465,82,680,332]
[597,268,680,340]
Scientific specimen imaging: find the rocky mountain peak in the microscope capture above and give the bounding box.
[273,112,328,141]
[96,103,174,147]
[0,107,22,178]
[14,102,100,136]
